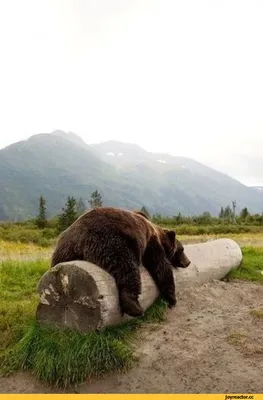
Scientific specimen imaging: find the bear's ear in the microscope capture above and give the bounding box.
[165,230,176,243]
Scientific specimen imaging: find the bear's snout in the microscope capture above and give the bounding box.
[179,254,191,268]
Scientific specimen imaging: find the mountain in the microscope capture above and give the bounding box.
[251,186,263,193]
[50,130,88,148]
[203,154,263,188]
[0,131,263,221]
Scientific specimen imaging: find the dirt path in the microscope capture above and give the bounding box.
[1,280,263,394]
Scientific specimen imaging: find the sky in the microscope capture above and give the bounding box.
[0,0,263,186]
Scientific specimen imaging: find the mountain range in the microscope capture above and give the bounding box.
[0,130,262,221]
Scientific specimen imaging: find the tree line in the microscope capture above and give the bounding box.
[35,190,103,232]
[152,204,263,226]
[36,192,263,234]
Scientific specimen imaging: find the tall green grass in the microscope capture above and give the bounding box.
[0,260,48,353]
[227,246,263,283]
[2,299,167,388]
[0,258,167,387]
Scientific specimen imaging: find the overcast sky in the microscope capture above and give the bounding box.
[0,0,263,185]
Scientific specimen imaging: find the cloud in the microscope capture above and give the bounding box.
[0,0,263,185]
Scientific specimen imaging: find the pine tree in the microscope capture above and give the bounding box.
[76,198,86,216]
[232,200,237,223]
[58,196,77,232]
[240,207,249,220]
[219,206,224,219]
[88,190,103,209]
[223,205,233,221]
[140,205,150,218]
[175,212,183,224]
[36,195,47,229]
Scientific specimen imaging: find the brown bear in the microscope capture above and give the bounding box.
[133,209,190,269]
[51,206,190,317]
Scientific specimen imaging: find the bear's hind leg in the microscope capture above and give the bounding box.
[110,258,144,317]
[142,236,176,308]
[83,237,144,318]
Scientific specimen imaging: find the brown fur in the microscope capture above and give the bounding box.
[132,210,151,220]
[51,207,190,317]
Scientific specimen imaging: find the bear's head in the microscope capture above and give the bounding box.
[162,229,191,269]
[171,238,191,268]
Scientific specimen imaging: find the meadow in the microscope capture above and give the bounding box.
[1,221,263,387]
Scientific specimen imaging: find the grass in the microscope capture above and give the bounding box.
[0,224,57,247]
[227,332,247,346]
[180,232,263,248]
[0,259,48,353]
[2,232,263,261]
[1,237,263,388]
[250,309,263,319]
[0,257,168,387]
[1,221,263,248]
[227,331,263,357]
[227,246,263,283]
[0,239,52,261]
[160,223,263,236]
[1,300,167,388]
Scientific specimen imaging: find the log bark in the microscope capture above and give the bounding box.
[36,238,242,332]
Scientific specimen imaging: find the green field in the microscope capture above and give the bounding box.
[1,230,263,387]
[0,254,168,387]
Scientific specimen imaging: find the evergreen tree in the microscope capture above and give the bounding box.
[76,198,86,216]
[223,205,233,221]
[240,207,249,220]
[232,200,237,223]
[58,196,77,232]
[174,212,183,224]
[36,195,47,229]
[140,205,150,218]
[88,190,103,209]
[200,211,212,224]
[219,206,224,218]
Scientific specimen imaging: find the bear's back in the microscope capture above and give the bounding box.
[51,207,158,266]
[72,207,153,239]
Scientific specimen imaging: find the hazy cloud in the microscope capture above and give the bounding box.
[0,0,263,185]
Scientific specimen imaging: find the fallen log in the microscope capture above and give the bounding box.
[36,238,242,332]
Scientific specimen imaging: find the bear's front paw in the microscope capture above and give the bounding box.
[164,293,177,308]
[120,291,144,317]
[121,302,144,317]
[168,299,177,309]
